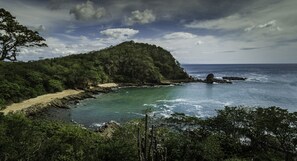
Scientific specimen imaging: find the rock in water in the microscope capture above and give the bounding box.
[205,73,232,84]
[206,73,215,84]
[222,77,247,80]
[95,121,120,137]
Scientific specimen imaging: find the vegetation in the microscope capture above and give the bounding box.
[0,106,296,161]
[0,41,189,109]
[0,8,47,61]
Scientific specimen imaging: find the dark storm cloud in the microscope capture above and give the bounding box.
[43,0,261,23]
[2,0,297,63]
[48,0,70,10]
[99,0,257,21]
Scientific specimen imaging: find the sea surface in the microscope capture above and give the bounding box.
[70,64,297,128]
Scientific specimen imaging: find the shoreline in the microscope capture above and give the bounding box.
[0,76,245,116]
[0,81,187,116]
[1,90,83,115]
[0,83,119,115]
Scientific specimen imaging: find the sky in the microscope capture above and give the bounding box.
[1,0,297,64]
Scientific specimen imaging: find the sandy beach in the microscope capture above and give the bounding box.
[0,83,120,115]
[97,83,118,88]
[0,89,83,115]
[0,83,119,115]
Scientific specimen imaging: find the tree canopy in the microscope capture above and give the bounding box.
[0,8,47,61]
[0,106,296,161]
[0,41,190,109]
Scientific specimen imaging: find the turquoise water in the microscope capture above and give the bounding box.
[71,64,297,128]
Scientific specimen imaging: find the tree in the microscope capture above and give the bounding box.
[0,8,47,61]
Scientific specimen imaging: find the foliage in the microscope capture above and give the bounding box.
[0,41,190,108]
[0,8,47,61]
[1,106,296,161]
[0,106,297,160]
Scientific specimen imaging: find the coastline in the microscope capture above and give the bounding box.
[0,90,84,115]
[0,76,243,116]
[0,81,185,116]
[0,83,119,115]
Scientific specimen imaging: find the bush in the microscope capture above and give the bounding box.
[0,106,297,161]
[46,79,64,92]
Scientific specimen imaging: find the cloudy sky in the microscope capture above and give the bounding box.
[1,0,297,64]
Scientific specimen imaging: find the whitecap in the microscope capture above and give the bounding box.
[156,98,188,103]
[90,122,106,128]
[143,103,157,108]
[246,73,269,83]
[163,104,175,109]
[127,112,145,117]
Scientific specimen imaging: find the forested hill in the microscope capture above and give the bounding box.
[0,41,190,108]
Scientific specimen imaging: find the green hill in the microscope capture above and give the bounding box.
[0,41,190,109]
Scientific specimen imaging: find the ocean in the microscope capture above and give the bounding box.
[70,64,297,128]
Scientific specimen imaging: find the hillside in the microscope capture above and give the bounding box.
[0,41,190,109]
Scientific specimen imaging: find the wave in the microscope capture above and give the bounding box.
[143,103,158,108]
[156,98,188,103]
[245,73,269,83]
[90,122,105,128]
[127,112,145,117]
[144,98,233,118]
[156,98,232,106]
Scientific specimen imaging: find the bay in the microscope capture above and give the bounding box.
[71,64,297,128]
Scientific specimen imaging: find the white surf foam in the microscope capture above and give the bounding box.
[246,73,269,83]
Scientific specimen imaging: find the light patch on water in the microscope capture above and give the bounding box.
[144,98,233,118]
[90,122,106,128]
[246,73,269,83]
[143,103,158,108]
[127,112,145,117]
[90,120,120,129]
[156,98,188,103]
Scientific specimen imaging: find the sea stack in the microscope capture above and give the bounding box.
[206,73,215,84]
[205,73,232,84]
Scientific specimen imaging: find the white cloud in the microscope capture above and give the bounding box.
[133,31,283,64]
[245,20,281,32]
[185,0,297,44]
[28,25,46,32]
[16,29,297,64]
[163,32,197,39]
[100,28,139,39]
[258,20,276,29]
[125,9,156,25]
[18,35,109,61]
[70,1,106,21]
[185,14,282,33]
[0,1,71,31]
[185,14,251,30]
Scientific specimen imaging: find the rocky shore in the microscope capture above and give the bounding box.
[0,85,116,116]
[1,75,247,118]
[1,81,186,117]
[192,73,247,84]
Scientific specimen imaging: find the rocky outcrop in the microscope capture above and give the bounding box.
[25,87,114,116]
[205,73,232,84]
[95,121,120,137]
[206,73,215,84]
[222,77,247,81]
[199,74,248,84]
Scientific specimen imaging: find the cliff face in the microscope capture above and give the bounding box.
[0,41,190,108]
